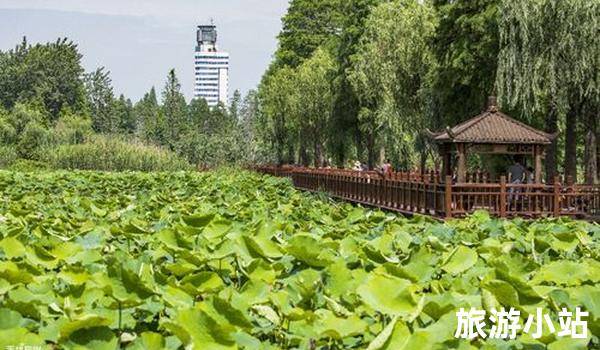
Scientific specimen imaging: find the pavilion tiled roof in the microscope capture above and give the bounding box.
[430,97,555,145]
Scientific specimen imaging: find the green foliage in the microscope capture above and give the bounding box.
[161,69,187,151]
[295,48,337,166]
[275,0,341,67]
[85,67,116,133]
[349,0,437,167]
[0,35,259,171]
[0,118,16,145]
[258,0,598,181]
[53,114,94,145]
[134,87,162,143]
[0,171,598,348]
[7,159,50,172]
[177,129,250,169]
[432,0,500,125]
[496,0,600,182]
[114,94,135,134]
[0,37,86,121]
[330,0,382,165]
[7,102,46,135]
[229,89,242,121]
[0,146,17,168]
[17,122,51,160]
[497,0,599,116]
[43,135,191,171]
[258,67,299,164]
[259,49,337,166]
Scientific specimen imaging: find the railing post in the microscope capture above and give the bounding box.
[445,175,452,219]
[433,174,438,213]
[553,176,561,217]
[500,176,507,218]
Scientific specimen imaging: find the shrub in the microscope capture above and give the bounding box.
[17,122,52,160]
[44,135,191,171]
[0,146,18,168]
[0,118,17,145]
[53,114,94,145]
[7,102,47,135]
[8,159,50,171]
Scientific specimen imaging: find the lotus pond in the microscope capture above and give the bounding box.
[0,170,598,349]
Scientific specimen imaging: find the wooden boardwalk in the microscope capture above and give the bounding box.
[256,166,600,220]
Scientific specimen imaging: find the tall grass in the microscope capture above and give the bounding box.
[44,135,191,172]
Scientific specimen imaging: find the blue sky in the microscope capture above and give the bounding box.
[0,0,289,101]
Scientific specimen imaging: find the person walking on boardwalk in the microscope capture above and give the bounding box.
[508,157,526,210]
[382,159,392,178]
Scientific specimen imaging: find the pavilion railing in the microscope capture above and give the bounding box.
[254,166,600,220]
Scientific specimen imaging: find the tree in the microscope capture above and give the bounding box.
[240,90,260,162]
[161,69,187,150]
[0,37,87,121]
[229,90,242,122]
[135,87,162,143]
[7,102,46,136]
[85,67,115,133]
[496,0,600,183]
[275,0,341,68]
[188,97,211,131]
[349,0,437,168]
[330,0,383,165]
[258,67,298,164]
[114,94,135,134]
[431,0,500,126]
[295,48,336,166]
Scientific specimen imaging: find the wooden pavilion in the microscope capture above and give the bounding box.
[426,96,557,183]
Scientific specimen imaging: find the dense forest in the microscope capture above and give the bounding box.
[0,38,258,171]
[256,0,600,184]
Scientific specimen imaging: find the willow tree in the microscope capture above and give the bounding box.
[257,66,299,165]
[349,0,437,168]
[497,0,600,183]
[295,48,336,167]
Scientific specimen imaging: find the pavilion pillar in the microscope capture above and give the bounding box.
[457,143,466,183]
[441,145,452,180]
[534,145,543,183]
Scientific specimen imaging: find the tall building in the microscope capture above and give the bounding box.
[194,24,229,107]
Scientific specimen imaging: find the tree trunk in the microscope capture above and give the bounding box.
[420,151,427,174]
[276,142,284,166]
[299,140,309,167]
[545,103,558,183]
[366,132,375,170]
[286,144,295,165]
[564,103,578,181]
[597,129,600,184]
[584,106,598,184]
[355,129,363,165]
[313,136,323,168]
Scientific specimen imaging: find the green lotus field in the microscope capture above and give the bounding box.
[0,170,598,349]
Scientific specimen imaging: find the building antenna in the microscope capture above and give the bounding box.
[210,18,214,26]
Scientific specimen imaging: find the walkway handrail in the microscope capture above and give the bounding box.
[255,166,600,220]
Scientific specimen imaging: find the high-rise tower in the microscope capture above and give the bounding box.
[194,24,229,106]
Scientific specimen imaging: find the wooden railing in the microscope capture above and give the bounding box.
[255,166,600,220]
